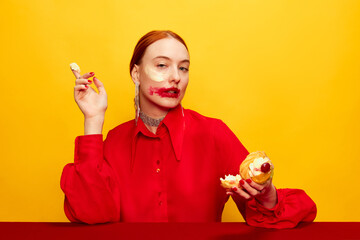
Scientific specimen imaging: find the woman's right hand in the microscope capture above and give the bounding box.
[71,68,108,134]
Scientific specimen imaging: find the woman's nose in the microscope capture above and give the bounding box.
[169,66,181,83]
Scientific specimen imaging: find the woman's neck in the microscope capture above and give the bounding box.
[139,104,168,134]
[140,105,168,119]
[145,124,157,134]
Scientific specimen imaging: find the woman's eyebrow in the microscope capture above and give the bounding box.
[153,56,190,63]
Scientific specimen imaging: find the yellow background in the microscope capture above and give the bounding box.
[0,0,359,222]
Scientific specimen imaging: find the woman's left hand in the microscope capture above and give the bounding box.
[227,178,278,209]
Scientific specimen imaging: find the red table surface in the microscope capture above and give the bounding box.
[0,222,359,240]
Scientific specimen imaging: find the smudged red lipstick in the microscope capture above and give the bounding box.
[149,87,180,98]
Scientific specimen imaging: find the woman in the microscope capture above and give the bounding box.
[61,30,316,228]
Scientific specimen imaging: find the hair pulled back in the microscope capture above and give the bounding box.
[129,30,188,75]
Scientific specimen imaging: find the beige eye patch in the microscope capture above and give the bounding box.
[145,65,169,82]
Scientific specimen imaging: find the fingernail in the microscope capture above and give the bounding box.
[90,72,95,76]
[240,180,245,186]
[93,77,97,80]
[85,85,88,89]
[246,179,252,184]
[231,187,237,192]
[88,80,92,83]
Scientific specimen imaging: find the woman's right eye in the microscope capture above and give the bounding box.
[157,64,167,68]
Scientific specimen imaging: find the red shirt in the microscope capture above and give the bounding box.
[61,105,316,228]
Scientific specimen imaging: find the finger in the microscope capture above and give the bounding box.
[240,180,259,196]
[226,191,234,196]
[225,188,235,194]
[71,69,81,79]
[75,78,93,86]
[93,77,106,95]
[232,187,252,200]
[245,179,264,192]
[81,72,95,79]
[74,84,89,91]
[70,63,81,79]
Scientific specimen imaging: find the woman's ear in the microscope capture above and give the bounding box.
[131,64,140,85]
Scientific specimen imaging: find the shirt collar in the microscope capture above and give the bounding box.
[132,104,185,162]
[162,104,185,161]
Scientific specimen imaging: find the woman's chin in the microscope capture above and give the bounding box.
[159,102,180,110]
[141,94,184,114]
[157,96,183,107]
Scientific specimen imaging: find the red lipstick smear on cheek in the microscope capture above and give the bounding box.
[149,87,180,98]
[149,87,155,95]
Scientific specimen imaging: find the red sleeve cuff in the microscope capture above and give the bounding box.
[74,134,103,164]
[252,188,285,217]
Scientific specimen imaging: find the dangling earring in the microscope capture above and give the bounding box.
[134,82,140,125]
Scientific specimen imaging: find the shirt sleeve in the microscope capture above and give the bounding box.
[213,119,317,228]
[244,188,317,229]
[212,119,249,177]
[60,134,121,224]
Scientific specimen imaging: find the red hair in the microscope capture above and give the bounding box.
[129,30,188,75]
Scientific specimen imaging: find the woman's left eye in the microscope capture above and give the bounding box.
[179,67,189,72]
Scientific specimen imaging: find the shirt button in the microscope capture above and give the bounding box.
[156,168,161,173]
[156,160,160,165]
[159,201,163,206]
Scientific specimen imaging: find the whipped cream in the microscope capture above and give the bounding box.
[70,63,80,72]
[220,174,242,182]
[249,157,270,177]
